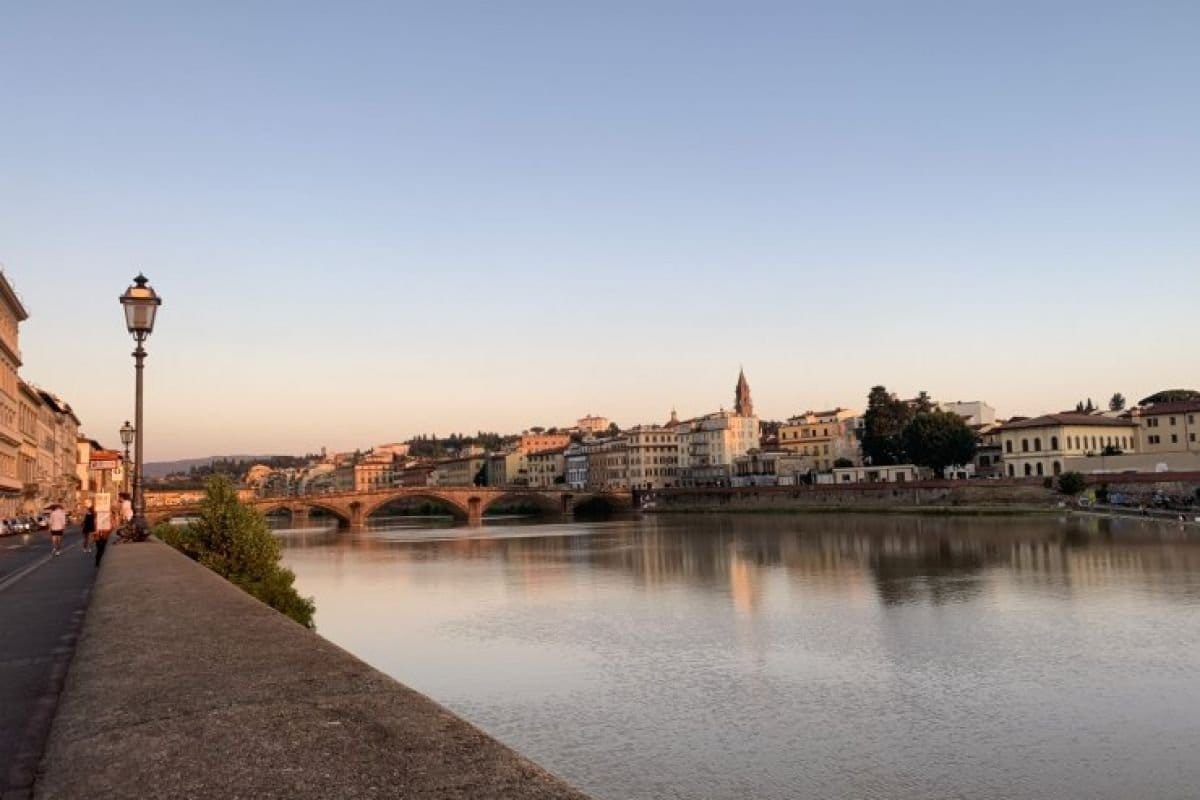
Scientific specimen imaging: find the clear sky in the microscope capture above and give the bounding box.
[2,2,1197,460]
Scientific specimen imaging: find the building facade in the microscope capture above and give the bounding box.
[1133,400,1199,455]
[0,272,28,516]
[777,408,861,473]
[731,450,809,487]
[564,442,589,489]
[517,432,572,454]
[585,437,629,490]
[937,401,997,427]
[625,425,680,489]
[432,454,486,487]
[526,447,565,488]
[994,413,1139,478]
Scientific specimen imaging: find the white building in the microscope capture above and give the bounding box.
[938,401,996,427]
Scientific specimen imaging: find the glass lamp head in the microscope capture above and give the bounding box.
[119,273,162,336]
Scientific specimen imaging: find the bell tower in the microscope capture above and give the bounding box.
[734,368,753,417]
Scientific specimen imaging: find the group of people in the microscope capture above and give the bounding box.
[46,493,134,567]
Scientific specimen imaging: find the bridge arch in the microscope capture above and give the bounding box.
[359,491,471,523]
[479,490,567,518]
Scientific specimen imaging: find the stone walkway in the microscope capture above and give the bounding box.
[0,529,94,800]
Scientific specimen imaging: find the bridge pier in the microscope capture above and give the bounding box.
[467,497,483,527]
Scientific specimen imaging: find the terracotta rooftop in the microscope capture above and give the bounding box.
[1138,400,1200,415]
[995,413,1137,431]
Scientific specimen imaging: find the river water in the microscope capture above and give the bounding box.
[279,512,1200,800]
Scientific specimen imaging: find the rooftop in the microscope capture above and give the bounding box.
[995,413,1137,431]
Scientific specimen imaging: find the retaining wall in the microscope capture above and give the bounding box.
[35,541,589,800]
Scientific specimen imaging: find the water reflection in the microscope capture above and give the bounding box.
[281,513,1200,800]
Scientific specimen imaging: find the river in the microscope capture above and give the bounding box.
[279,512,1200,800]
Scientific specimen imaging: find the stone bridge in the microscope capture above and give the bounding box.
[146,487,633,529]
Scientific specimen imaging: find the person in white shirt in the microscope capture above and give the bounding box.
[48,505,67,556]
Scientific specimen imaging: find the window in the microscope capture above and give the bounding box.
[1008,464,1015,477]
[1172,434,1178,444]
[1023,464,1032,476]
[1170,417,1177,426]
[1034,438,1042,451]
[1006,441,1013,454]
[1036,462,1044,476]
[1022,439,1029,452]
[1051,436,1059,450]
[1053,461,1062,475]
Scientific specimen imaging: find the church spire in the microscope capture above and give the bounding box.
[734,367,753,417]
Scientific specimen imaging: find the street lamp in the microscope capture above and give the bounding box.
[119,274,162,537]
[120,421,135,495]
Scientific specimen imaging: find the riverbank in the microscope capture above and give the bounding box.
[34,540,590,800]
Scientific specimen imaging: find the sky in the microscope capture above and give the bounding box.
[1,1,1197,460]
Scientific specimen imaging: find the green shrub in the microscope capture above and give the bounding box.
[1057,471,1087,496]
[152,476,315,628]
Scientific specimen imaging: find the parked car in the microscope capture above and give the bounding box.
[0,519,13,536]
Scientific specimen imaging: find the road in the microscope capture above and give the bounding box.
[0,528,95,799]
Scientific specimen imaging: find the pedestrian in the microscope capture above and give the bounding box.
[94,503,114,568]
[48,503,67,556]
[81,505,96,553]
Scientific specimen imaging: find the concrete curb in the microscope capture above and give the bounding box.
[34,540,590,799]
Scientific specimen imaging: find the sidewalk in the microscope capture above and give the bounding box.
[0,529,95,800]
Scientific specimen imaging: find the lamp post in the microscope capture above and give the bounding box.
[119,274,162,537]
[120,421,135,495]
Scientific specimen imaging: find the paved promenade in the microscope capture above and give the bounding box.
[35,539,589,799]
[0,528,94,800]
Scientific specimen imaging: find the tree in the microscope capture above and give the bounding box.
[1109,393,1126,411]
[833,457,854,469]
[900,410,977,476]
[861,386,913,466]
[607,422,621,436]
[1138,389,1200,406]
[154,476,315,627]
[912,390,935,413]
[1057,472,1087,496]
[1102,444,1123,456]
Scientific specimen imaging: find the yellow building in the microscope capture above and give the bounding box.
[994,413,1138,478]
[778,408,861,472]
[1133,400,1200,455]
[0,272,28,516]
[486,450,528,487]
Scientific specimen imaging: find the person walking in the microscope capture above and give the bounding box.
[81,505,96,553]
[48,503,67,556]
[94,503,114,568]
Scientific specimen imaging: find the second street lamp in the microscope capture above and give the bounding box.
[120,421,135,495]
[119,274,162,538]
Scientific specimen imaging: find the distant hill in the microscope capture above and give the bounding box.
[143,456,286,480]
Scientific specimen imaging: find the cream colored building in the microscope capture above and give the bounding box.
[732,450,810,487]
[778,408,861,473]
[828,464,926,484]
[676,411,760,486]
[1133,400,1200,455]
[625,425,680,489]
[994,413,1138,478]
[432,454,486,487]
[17,381,41,511]
[0,272,28,516]
[575,415,610,435]
[526,447,566,488]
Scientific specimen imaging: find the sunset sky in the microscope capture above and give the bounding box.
[3,2,1197,460]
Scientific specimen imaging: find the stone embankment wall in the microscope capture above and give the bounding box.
[650,479,1057,513]
[35,541,590,800]
[650,474,1200,514]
